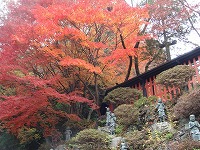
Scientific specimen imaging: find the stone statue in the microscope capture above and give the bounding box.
[120,138,128,150]
[156,98,166,122]
[109,113,116,135]
[106,107,111,126]
[188,114,200,141]
[65,127,72,141]
[120,142,128,150]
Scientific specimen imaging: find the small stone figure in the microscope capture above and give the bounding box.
[65,127,72,141]
[156,98,166,122]
[120,142,128,150]
[106,107,111,126]
[109,113,116,135]
[120,138,128,150]
[188,114,200,141]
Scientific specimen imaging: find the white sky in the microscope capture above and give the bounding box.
[125,0,200,59]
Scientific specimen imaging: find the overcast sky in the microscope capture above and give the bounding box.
[124,0,200,58]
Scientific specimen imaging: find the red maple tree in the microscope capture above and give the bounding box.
[0,0,149,137]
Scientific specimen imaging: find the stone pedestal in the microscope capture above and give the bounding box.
[151,122,173,133]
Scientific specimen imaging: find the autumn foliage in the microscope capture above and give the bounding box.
[0,0,149,137]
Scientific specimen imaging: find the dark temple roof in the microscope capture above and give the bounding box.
[106,47,200,95]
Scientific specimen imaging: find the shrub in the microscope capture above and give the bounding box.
[68,129,111,150]
[164,132,173,141]
[115,125,124,135]
[96,115,106,127]
[65,119,95,132]
[38,143,52,150]
[103,87,142,107]
[173,88,200,120]
[134,96,157,108]
[124,130,149,150]
[156,65,195,94]
[0,132,25,150]
[169,140,200,150]
[134,96,157,125]
[114,104,139,127]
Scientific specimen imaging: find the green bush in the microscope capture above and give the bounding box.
[0,131,26,150]
[65,119,95,132]
[134,96,156,108]
[164,132,173,141]
[114,104,139,128]
[124,130,149,150]
[103,87,142,107]
[115,125,124,135]
[96,115,106,127]
[68,129,111,150]
[134,96,157,125]
[156,65,195,94]
[173,88,200,120]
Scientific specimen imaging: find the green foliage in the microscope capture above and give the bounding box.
[17,127,41,144]
[55,102,65,110]
[114,104,139,127]
[65,119,95,132]
[134,97,147,108]
[115,125,124,135]
[149,130,174,142]
[135,96,157,126]
[114,96,157,129]
[173,88,200,120]
[103,87,142,106]
[124,130,149,150]
[0,132,25,150]
[156,65,195,90]
[146,128,176,149]
[68,129,111,150]
[164,132,173,141]
[134,96,157,108]
[96,115,106,127]
[0,85,16,97]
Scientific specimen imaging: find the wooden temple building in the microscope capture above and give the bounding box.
[106,47,200,101]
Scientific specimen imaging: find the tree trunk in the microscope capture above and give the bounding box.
[125,56,133,81]
[87,109,93,121]
[133,42,140,76]
[119,34,133,82]
[134,56,140,76]
[163,30,171,61]
[94,73,99,105]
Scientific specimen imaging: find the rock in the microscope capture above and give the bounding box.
[98,126,110,133]
[151,122,173,133]
[55,144,66,150]
[110,136,122,149]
